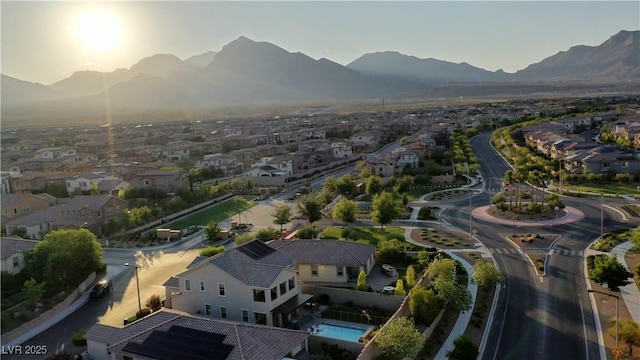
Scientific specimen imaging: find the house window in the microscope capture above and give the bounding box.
[144,179,151,186]
[22,205,30,213]
[116,206,120,213]
[253,289,265,302]
[280,282,287,295]
[13,208,17,214]
[12,256,19,268]
[200,281,205,292]
[218,283,226,296]
[255,312,267,325]
[220,306,227,319]
[603,162,610,169]
[622,161,629,168]
[97,211,102,218]
[288,277,295,290]
[337,266,344,276]
[205,304,212,316]
[311,265,318,276]
[241,309,249,322]
[184,279,191,292]
[271,287,278,300]
[106,207,113,216]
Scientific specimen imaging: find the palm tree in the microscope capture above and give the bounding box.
[504,170,514,210]
[512,169,524,210]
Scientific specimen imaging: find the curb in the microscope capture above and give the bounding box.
[584,238,607,360]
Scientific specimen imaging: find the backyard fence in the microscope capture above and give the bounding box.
[322,309,388,326]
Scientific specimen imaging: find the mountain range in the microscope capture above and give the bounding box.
[2,30,639,124]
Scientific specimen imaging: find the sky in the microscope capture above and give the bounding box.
[2,1,639,85]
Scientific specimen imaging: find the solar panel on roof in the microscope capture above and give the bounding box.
[121,325,234,360]
[237,240,276,260]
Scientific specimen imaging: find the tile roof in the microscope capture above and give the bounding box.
[0,237,39,259]
[208,240,296,288]
[269,239,375,266]
[87,309,308,360]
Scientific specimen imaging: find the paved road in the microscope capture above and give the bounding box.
[443,132,617,360]
[3,236,206,360]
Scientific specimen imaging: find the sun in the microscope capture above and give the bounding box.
[75,11,122,52]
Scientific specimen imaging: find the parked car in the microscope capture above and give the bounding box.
[90,279,112,298]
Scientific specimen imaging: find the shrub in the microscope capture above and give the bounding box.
[297,226,321,239]
[71,329,89,347]
[136,308,152,319]
[318,294,331,305]
[146,294,162,312]
[341,227,358,240]
[199,246,225,257]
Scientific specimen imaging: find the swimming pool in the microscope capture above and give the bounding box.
[313,323,367,342]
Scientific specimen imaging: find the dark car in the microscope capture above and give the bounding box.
[90,279,112,298]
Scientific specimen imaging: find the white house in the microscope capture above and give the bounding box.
[246,156,293,177]
[0,236,38,274]
[331,142,353,159]
[392,147,419,173]
[164,241,313,329]
[65,172,120,193]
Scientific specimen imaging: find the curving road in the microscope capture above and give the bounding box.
[442,132,634,360]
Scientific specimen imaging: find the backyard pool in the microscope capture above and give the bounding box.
[312,323,367,342]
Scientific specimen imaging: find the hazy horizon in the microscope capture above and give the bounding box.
[2,1,639,85]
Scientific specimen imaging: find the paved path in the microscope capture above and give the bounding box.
[610,241,640,323]
[403,227,483,360]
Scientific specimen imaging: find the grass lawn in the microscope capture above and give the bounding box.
[563,183,640,197]
[319,226,405,246]
[163,196,256,229]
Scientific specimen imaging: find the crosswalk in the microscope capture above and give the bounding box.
[488,248,583,257]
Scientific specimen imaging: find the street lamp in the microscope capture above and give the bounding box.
[600,193,604,239]
[464,162,472,240]
[125,262,142,312]
[588,288,619,351]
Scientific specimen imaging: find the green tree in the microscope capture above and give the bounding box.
[358,161,373,180]
[394,279,406,296]
[405,265,416,289]
[374,317,423,360]
[26,229,103,293]
[322,177,338,194]
[433,277,472,312]
[609,319,640,356]
[471,261,504,293]
[90,183,99,196]
[409,286,441,324]
[365,175,383,195]
[427,258,456,283]
[332,197,358,226]
[631,227,640,249]
[129,206,153,226]
[205,221,222,242]
[371,191,403,230]
[297,194,324,225]
[393,175,414,194]
[271,205,292,239]
[356,271,368,291]
[336,175,358,199]
[199,246,225,257]
[23,277,45,310]
[589,254,633,291]
[446,335,479,360]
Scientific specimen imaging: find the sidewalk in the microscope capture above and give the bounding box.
[610,241,640,323]
[3,264,129,348]
[403,227,481,359]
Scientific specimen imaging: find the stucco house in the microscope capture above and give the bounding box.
[85,308,310,360]
[65,171,121,194]
[268,240,376,285]
[128,170,189,193]
[163,241,313,329]
[4,195,127,239]
[1,193,55,222]
[0,236,38,274]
